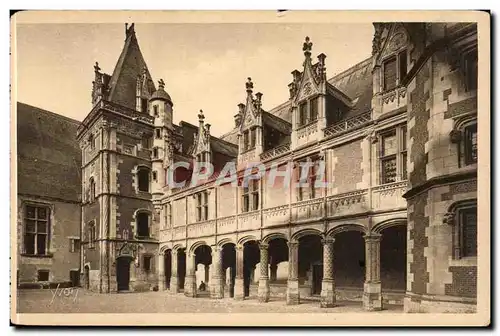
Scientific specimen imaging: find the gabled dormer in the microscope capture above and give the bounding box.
[190,109,212,165]
[371,23,414,119]
[236,78,264,163]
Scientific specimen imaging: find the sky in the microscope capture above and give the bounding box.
[15,21,373,137]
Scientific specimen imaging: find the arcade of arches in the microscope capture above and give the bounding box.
[157,222,407,310]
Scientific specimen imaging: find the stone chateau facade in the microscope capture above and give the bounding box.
[17,22,478,313]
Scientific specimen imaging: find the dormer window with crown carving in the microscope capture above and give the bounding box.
[297,96,320,128]
[382,50,407,92]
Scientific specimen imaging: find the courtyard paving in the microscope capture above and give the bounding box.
[16,289,403,314]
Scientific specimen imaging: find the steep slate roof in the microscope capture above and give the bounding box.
[178,121,238,159]
[107,24,156,110]
[17,102,82,202]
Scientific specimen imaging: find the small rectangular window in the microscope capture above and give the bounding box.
[399,50,408,82]
[299,102,308,126]
[243,131,249,151]
[141,98,148,113]
[310,97,319,122]
[463,48,478,92]
[464,123,478,165]
[153,105,159,117]
[69,238,80,253]
[461,207,477,257]
[38,270,49,282]
[155,128,161,139]
[152,171,158,182]
[383,56,397,91]
[143,255,152,272]
[249,128,256,149]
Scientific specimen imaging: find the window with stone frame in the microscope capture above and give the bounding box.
[141,135,151,149]
[143,254,153,273]
[242,128,256,152]
[88,221,96,249]
[153,105,159,118]
[297,96,320,127]
[464,122,478,166]
[137,166,151,192]
[447,200,477,259]
[89,177,96,203]
[136,211,150,238]
[152,170,158,182]
[69,238,80,253]
[382,50,407,92]
[88,134,95,150]
[242,179,259,212]
[24,205,50,256]
[296,156,322,201]
[141,98,148,113]
[164,203,172,228]
[380,125,407,184]
[155,128,162,139]
[462,47,478,92]
[153,147,159,159]
[195,191,209,222]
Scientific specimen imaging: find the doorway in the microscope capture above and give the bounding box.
[70,270,80,287]
[116,257,131,291]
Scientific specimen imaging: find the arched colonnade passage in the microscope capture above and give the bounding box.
[159,220,407,310]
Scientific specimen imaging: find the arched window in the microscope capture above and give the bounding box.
[451,118,477,167]
[136,211,150,238]
[89,177,96,203]
[137,167,150,192]
[88,221,96,249]
[444,200,477,259]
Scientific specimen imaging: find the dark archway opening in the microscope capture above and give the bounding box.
[177,248,186,290]
[164,250,172,290]
[380,225,407,291]
[334,231,365,289]
[243,241,260,297]
[298,235,323,295]
[268,238,289,284]
[194,245,212,294]
[222,243,236,297]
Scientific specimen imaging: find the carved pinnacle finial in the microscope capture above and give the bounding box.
[158,79,165,89]
[303,36,313,55]
[142,66,147,75]
[94,61,101,73]
[246,77,254,93]
[198,109,205,122]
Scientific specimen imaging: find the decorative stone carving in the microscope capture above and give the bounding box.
[443,212,456,225]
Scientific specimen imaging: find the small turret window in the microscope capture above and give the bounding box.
[153,105,159,117]
[155,128,161,139]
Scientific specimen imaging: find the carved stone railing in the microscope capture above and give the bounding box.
[260,143,291,161]
[323,111,371,138]
[262,205,289,227]
[326,189,369,218]
[291,198,324,222]
[381,86,407,107]
[238,148,256,164]
[297,121,318,140]
[187,219,216,238]
[238,210,260,231]
[217,215,237,234]
[371,181,408,210]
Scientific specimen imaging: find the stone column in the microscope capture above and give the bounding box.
[258,243,270,302]
[286,241,300,305]
[233,245,245,300]
[224,267,233,298]
[211,246,224,299]
[320,236,335,308]
[158,253,165,291]
[363,233,382,311]
[170,250,179,294]
[184,253,197,298]
[270,263,278,282]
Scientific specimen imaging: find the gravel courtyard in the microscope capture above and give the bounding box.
[16,289,403,314]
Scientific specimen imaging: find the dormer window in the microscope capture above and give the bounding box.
[242,127,256,152]
[141,98,148,113]
[383,50,407,91]
[297,96,320,127]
